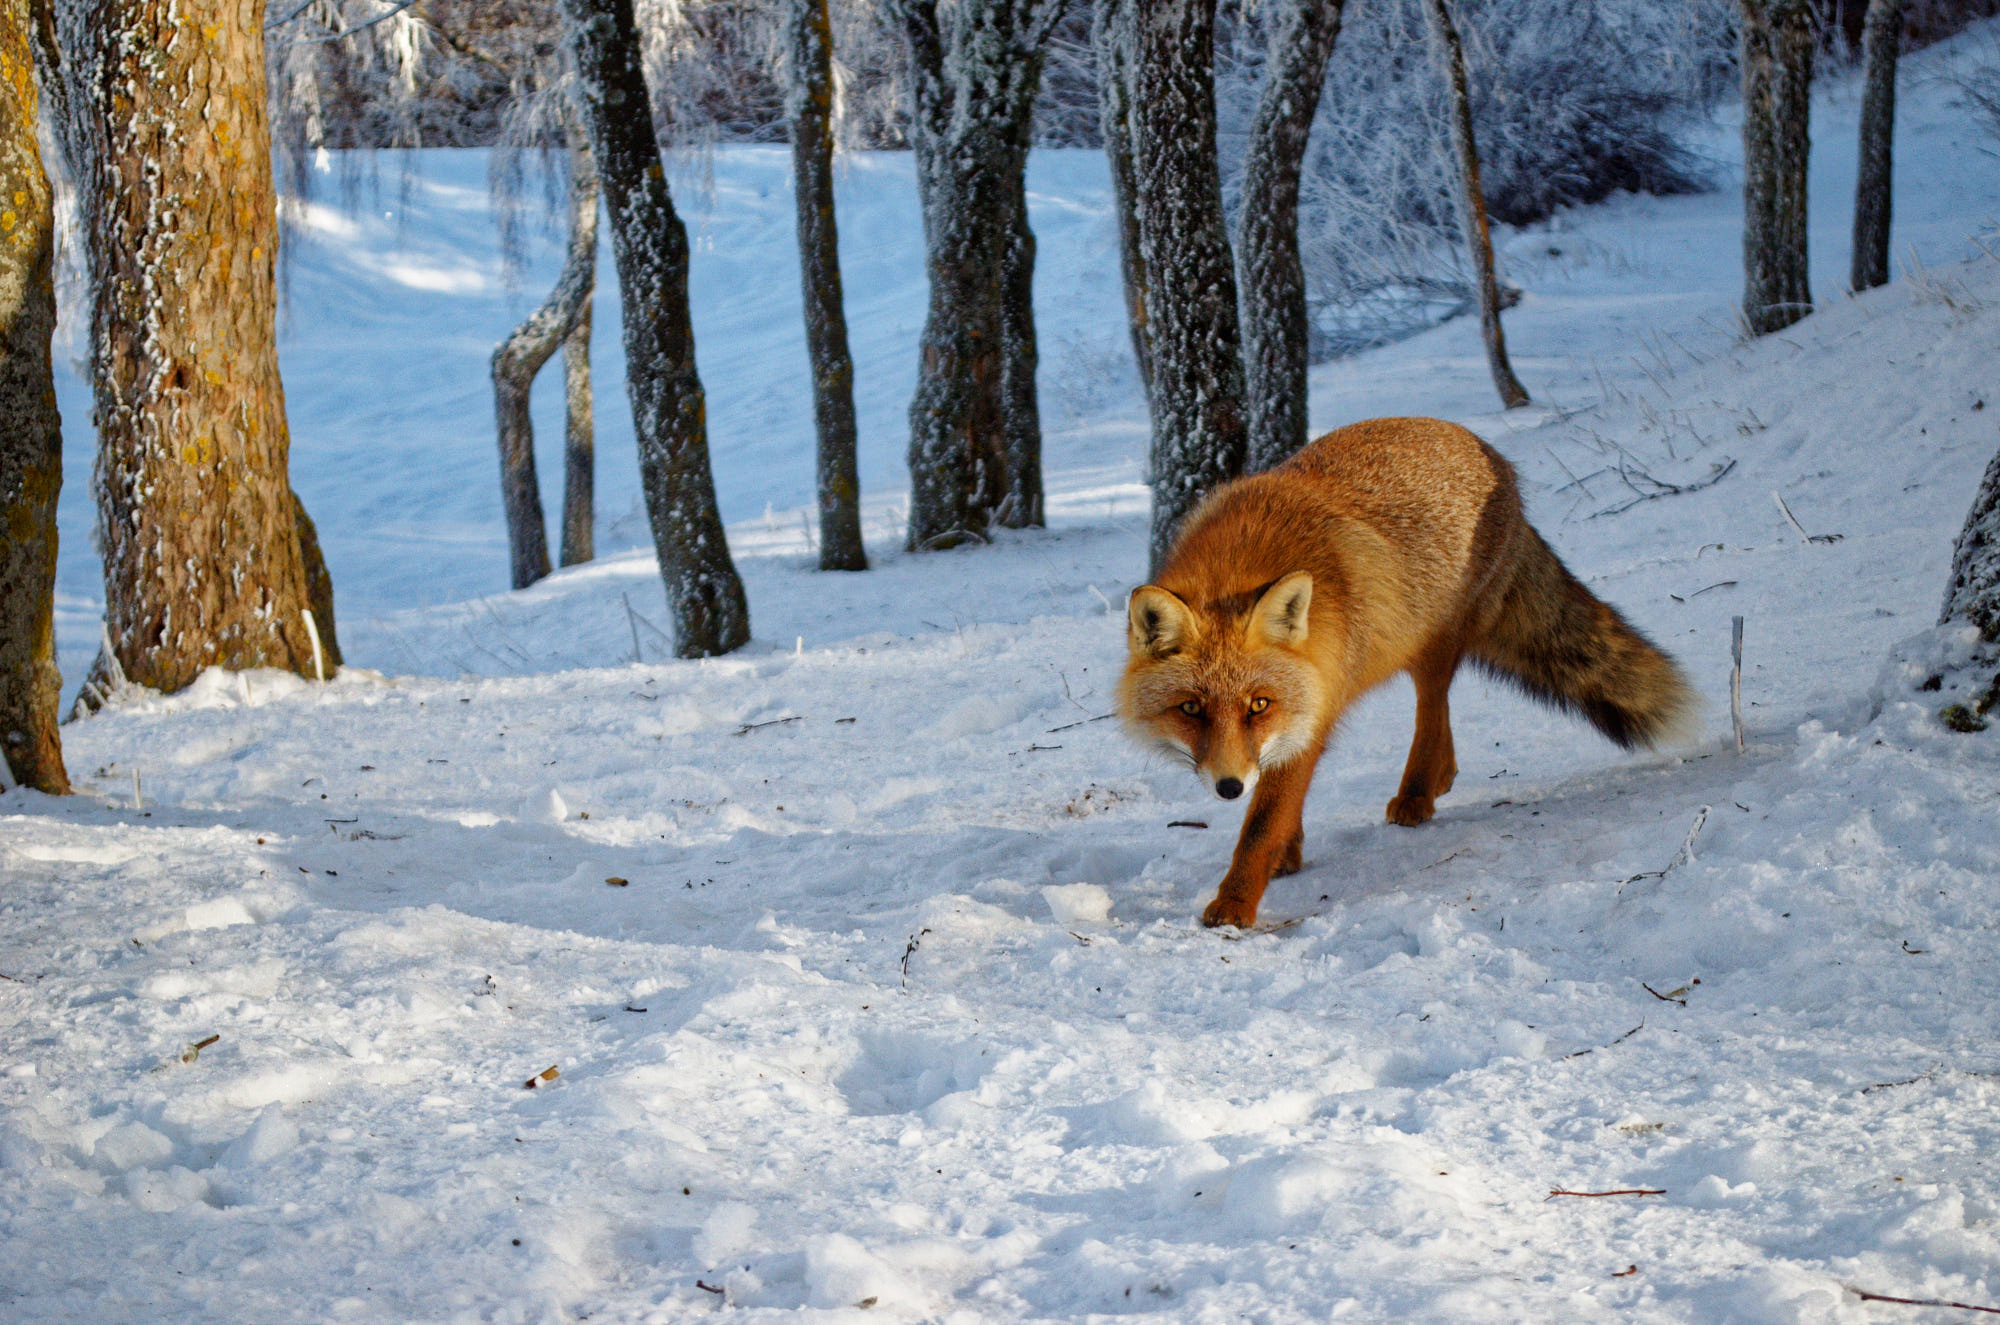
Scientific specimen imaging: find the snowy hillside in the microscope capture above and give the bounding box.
[8,25,2000,1324]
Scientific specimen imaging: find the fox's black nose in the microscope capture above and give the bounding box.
[1215,777,1244,800]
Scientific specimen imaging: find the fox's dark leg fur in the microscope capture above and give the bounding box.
[1204,736,1325,928]
[1470,525,1693,748]
[1387,648,1461,826]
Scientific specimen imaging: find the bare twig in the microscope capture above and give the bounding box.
[900,929,931,987]
[733,716,802,736]
[1642,982,1687,1006]
[1847,1287,2000,1316]
[1546,1188,1666,1201]
[1590,458,1736,518]
[1620,806,1711,890]
[1731,617,1745,754]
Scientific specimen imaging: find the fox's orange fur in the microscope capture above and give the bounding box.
[1119,418,1695,929]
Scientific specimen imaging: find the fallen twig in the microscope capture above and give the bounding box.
[1046,713,1116,734]
[733,716,802,736]
[1167,820,1209,830]
[1771,490,1844,543]
[523,1064,560,1089]
[1620,806,1711,889]
[900,929,931,987]
[1546,1188,1666,1201]
[1564,1021,1645,1060]
[180,1034,220,1064]
[1847,1287,2000,1316]
[1590,457,1736,518]
[1642,982,1688,1006]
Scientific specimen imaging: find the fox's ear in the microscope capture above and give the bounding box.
[1248,571,1312,647]
[1128,585,1195,658]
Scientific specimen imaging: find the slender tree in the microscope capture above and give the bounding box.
[559,0,748,656]
[559,289,595,568]
[0,0,66,793]
[492,114,599,590]
[1093,0,1151,395]
[1422,0,1528,409]
[1850,0,1903,293]
[1104,0,1249,570]
[891,0,1063,552]
[1238,0,1345,471]
[786,0,866,571]
[51,0,333,695]
[1739,0,1814,335]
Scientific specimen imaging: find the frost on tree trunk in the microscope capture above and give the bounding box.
[1423,0,1527,411]
[1850,0,1902,294]
[1093,0,1151,396]
[53,0,326,694]
[0,0,68,793]
[1238,0,1345,472]
[1739,0,1814,336]
[787,0,865,571]
[492,115,598,590]
[894,0,1060,552]
[560,0,748,657]
[560,302,594,568]
[1114,0,1248,571]
[1942,445,2000,642]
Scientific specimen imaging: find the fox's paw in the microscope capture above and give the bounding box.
[1275,830,1304,877]
[1385,793,1436,827]
[1201,893,1261,929]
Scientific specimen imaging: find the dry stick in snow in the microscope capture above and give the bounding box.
[1848,1287,2000,1316]
[1546,1188,1666,1201]
[1731,616,1745,753]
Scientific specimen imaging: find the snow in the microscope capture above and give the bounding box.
[8,26,2000,1323]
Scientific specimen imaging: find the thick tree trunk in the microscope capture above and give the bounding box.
[560,305,594,567]
[1942,444,2000,641]
[492,118,598,590]
[1850,0,1902,294]
[1740,0,1814,335]
[55,0,325,693]
[292,490,340,668]
[895,0,1058,553]
[787,0,866,570]
[560,0,748,656]
[1423,0,1528,410]
[1238,0,1345,472]
[1119,0,1248,570]
[1093,0,1151,396]
[0,0,68,793]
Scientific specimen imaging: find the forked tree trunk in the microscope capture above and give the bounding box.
[492,117,598,590]
[1740,0,1814,335]
[786,0,866,570]
[0,0,68,793]
[1238,0,1345,471]
[894,0,1059,552]
[1851,0,1902,294]
[1093,0,1151,395]
[1116,0,1248,570]
[1942,444,2000,641]
[560,305,594,567]
[54,0,327,693]
[1422,0,1528,410]
[560,0,748,656]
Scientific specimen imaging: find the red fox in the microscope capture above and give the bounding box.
[1119,417,1695,929]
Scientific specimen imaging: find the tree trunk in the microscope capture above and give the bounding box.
[787,0,866,571]
[54,0,325,693]
[492,116,598,590]
[292,490,340,668]
[1739,0,1814,335]
[560,304,594,567]
[560,0,748,657]
[1118,0,1248,570]
[1093,0,1151,396]
[894,0,1059,553]
[1423,0,1528,410]
[1942,444,2000,641]
[1850,0,1902,294]
[1238,0,1345,472]
[0,0,68,794]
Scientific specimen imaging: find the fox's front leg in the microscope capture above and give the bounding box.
[1202,747,1322,928]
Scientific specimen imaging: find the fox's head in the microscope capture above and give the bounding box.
[1117,571,1326,801]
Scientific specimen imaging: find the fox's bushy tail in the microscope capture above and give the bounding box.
[1471,527,1696,749]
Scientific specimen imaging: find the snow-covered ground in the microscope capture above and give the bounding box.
[8,27,2000,1324]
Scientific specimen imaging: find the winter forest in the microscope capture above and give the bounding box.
[5,0,2000,1317]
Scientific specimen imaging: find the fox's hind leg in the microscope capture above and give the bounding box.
[1386,649,1460,827]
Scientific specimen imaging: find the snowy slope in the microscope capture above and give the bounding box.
[8,26,2000,1325]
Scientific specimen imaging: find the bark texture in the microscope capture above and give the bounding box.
[1114,0,1249,570]
[54,0,326,692]
[0,0,67,793]
[1423,0,1527,410]
[1850,0,1902,294]
[1238,0,1345,472]
[787,0,866,571]
[561,0,748,656]
[1942,444,2000,641]
[1092,0,1150,395]
[492,116,598,590]
[893,0,1060,552]
[1739,0,1814,335]
[560,304,594,567]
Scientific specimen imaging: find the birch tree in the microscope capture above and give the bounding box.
[1738,0,1814,335]
[1237,0,1344,471]
[1092,0,1150,394]
[51,0,334,695]
[560,0,749,656]
[787,0,866,571]
[0,0,66,793]
[1850,0,1903,293]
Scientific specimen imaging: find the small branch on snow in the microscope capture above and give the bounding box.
[734,716,802,736]
[1167,820,1209,830]
[1563,1021,1645,1060]
[1546,1188,1666,1201]
[1771,490,1844,544]
[1619,806,1711,890]
[1731,617,1746,754]
[1642,982,1688,1006]
[523,1065,560,1089]
[1847,1287,2000,1316]
[900,929,931,988]
[1046,713,1116,734]
[1589,457,1736,519]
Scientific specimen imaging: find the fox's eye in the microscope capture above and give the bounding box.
[1249,697,1271,715]
[1178,699,1202,717]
